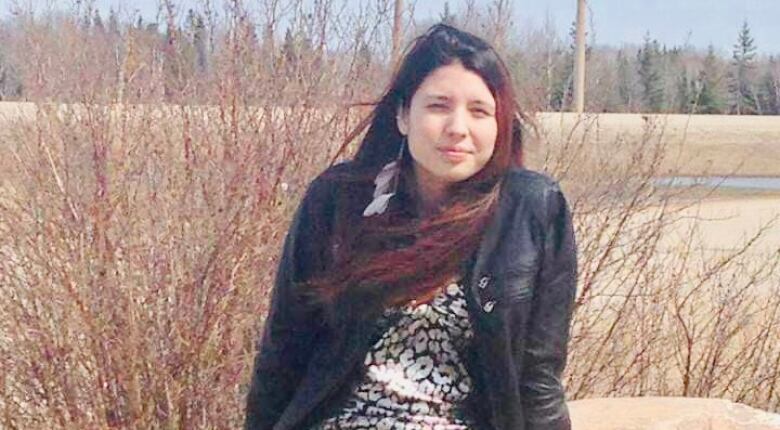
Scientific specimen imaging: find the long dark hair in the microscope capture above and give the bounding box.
[308,24,524,311]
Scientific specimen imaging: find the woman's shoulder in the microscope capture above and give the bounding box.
[299,161,368,213]
[502,167,563,200]
[501,167,571,229]
[305,161,357,199]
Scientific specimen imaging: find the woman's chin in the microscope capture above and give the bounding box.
[433,166,481,184]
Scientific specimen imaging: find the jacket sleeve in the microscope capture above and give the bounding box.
[520,183,577,430]
[244,178,330,430]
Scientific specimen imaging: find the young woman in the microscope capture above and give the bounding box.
[245,24,577,430]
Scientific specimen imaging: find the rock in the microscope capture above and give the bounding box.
[568,397,780,430]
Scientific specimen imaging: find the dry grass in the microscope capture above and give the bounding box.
[533,112,780,177]
[660,196,780,254]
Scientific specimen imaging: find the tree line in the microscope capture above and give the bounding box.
[0,2,778,115]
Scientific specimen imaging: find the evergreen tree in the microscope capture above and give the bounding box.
[108,8,120,35]
[757,57,779,115]
[92,10,104,32]
[550,21,578,111]
[674,67,694,113]
[728,20,759,114]
[187,9,208,74]
[281,27,297,68]
[280,26,314,76]
[79,4,92,30]
[694,45,725,114]
[0,49,23,100]
[163,15,199,100]
[637,33,664,112]
[615,49,634,111]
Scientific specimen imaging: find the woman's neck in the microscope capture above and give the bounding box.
[412,164,450,217]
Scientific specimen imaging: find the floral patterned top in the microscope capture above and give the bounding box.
[315,281,477,429]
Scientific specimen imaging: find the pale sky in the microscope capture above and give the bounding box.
[3,0,779,55]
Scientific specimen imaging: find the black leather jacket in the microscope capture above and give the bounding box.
[245,163,577,430]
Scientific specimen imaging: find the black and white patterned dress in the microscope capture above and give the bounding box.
[315,281,476,429]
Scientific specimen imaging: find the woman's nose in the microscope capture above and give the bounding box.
[445,108,468,137]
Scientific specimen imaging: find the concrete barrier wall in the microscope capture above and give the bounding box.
[569,397,780,430]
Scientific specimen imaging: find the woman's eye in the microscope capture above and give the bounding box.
[472,108,492,117]
[428,103,448,110]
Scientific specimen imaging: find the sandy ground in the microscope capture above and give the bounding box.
[661,194,780,254]
[535,112,780,177]
[0,102,36,121]
[536,112,780,149]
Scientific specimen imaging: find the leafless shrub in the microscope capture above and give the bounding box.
[0,0,390,427]
[535,113,780,411]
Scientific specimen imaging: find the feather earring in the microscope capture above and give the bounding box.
[363,139,405,217]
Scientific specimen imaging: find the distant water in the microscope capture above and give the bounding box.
[655,176,780,191]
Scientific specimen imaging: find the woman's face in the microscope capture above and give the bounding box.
[397,61,498,191]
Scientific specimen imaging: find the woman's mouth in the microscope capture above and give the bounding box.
[438,147,470,162]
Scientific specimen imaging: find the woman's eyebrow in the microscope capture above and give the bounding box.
[423,94,451,102]
[470,99,495,108]
[423,94,494,108]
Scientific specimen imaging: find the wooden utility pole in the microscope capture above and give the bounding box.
[573,0,587,113]
[392,0,403,65]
